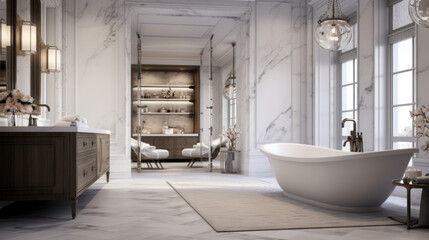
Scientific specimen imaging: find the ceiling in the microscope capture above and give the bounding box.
[128,0,251,67]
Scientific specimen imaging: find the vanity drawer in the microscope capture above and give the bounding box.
[77,135,97,153]
[77,159,97,191]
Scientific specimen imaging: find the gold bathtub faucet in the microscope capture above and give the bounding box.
[341,118,363,152]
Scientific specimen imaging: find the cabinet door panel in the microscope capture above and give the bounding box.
[0,135,68,197]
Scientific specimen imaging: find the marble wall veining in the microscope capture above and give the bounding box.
[256,2,293,143]
[63,0,130,175]
[357,0,375,152]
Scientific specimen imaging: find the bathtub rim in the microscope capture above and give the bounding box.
[260,143,418,163]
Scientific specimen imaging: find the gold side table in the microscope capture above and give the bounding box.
[392,179,429,229]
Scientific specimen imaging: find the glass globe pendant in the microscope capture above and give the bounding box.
[315,0,352,51]
[409,0,429,28]
[224,42,237,100]
[223,75,236,100]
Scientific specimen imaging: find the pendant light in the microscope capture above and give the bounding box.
[223,42,237,100]
[315,0,352,51]
[409,0,429,27]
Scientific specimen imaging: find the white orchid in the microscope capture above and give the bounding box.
[411,105,429,154]
[421,141,429,153]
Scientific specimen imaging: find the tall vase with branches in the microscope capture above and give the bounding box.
[410,105,429,153]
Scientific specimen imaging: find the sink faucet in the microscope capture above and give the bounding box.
[37,104,51,112]
[341,118,363,152]
[28,104,51,126]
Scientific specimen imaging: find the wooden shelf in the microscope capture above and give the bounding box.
[131,64,200,160]
[133,84,195,89]
[134,99,194,102]
[138,112,194,115]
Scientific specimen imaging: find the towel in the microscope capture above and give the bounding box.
[62,115,88,124]
[412,176,429,184]
[130,138,156,152]
[193,142,210,154]
[54,120,89,128]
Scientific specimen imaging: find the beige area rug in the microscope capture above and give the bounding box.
[167,180,404,232]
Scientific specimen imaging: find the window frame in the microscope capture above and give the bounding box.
[337,19,358,150]
[387,0,416,150]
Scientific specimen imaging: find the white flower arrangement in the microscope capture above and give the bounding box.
[0,89,35,114]
[223,125,241,151]
[161,88,176,99]
[410,105,429,153]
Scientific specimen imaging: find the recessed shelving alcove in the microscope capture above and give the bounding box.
[131,65,200,160]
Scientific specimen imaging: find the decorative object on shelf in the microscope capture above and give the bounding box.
[409,0,429,28]
[161,87,176,99]
[315,0,352,51]
[0,89,34,126]
[410,105,429,153]
[224,42,237,100]
[223,125,241,151]
[405,167,423,180]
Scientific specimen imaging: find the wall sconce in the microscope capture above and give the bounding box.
[0,19,11,53]
[21,21,37,54]
[41,45,61,73]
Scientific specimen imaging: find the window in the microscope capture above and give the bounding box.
[388,0,416,150]
[228,97,237,127]
[338,23,357,150]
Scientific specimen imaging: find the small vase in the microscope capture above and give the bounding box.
[15,113,24,126]
[7,112,16,126]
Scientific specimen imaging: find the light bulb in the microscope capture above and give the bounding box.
[329,24,340,42]
[418,1,429,21]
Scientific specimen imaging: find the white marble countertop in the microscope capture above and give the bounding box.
[0,126,110,134]
[132,133,198,137]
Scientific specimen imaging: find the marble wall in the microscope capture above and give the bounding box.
[63,0,130,175]
[414,26,429,173]
[357,0,375,152]
[235,1,309,176]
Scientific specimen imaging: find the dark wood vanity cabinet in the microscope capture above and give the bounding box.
[0,131,110,219]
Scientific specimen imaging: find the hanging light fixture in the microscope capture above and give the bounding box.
[315,0,352,51]
[223,42,237,100]
[409,0,429,27]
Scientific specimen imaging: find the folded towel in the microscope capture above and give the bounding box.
[54,120,89,128]
[62,115,88,124]
[412,176,429,184]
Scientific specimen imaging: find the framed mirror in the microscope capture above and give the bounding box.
[30,0,41,104]
[2,0,17,92]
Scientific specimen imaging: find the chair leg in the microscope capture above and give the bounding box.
[156,160,164,169]
[189,159,195,168]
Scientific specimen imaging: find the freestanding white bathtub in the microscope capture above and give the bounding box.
[260,143,418,212]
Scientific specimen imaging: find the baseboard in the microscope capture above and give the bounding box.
[110,155,131,177]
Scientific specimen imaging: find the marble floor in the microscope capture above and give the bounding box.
[0,162,428,240]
